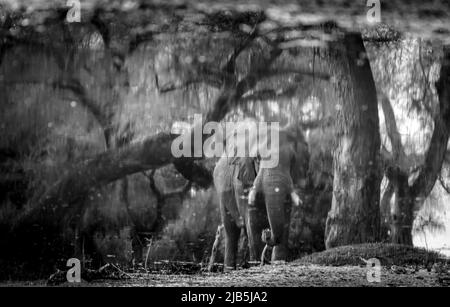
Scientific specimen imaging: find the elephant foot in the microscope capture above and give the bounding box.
[260,244,272,266]
[260,228,278,266]
[271,245,288,262]
[261,228,272,245]
[235,216,245,228]
[261,229,288,262]
[240,261,250,269]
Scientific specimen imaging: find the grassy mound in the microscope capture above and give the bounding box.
[296,243,448,267]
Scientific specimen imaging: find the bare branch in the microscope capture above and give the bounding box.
[221,26,259,74]
[172,33,281,182]
[410,46,450,198]
[15,20,280,228]
[205,46,283,123]
[155,74,222,93]
[380,93,405,162]
[240,85,298,102]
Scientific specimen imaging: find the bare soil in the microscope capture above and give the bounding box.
[1,263,446,287]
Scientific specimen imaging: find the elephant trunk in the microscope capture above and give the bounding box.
[261,171,292,261]
[265,192,290,245]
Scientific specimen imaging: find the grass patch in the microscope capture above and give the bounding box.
[296,243,448,267]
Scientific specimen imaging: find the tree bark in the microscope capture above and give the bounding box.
[325,33,382,249]
[380,180,394,241]
[388,169,414,245]
[383,46,450,245]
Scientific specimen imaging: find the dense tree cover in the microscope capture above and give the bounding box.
[0,0,449,278]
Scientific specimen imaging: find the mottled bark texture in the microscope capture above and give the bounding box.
[382,46,450,245]
[380,180,395,241]
[325,33,382,249]
[389,171,414,245]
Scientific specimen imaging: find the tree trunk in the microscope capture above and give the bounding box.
[389,171,414,245]
[380,180,395,241]
[383,46,450,245]
[325,33,382,249]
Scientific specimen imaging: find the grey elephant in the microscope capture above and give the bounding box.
[213,155,259,270]
[213,125,309,270]
[249,126,309,262]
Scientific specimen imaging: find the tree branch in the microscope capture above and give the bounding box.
[172,29,282,183]
[155,74,222,93]
[14,21,280,230]
[240,85,298,102]
[380,93,405,162]
[14,132,178,229]
[410,46,450,198]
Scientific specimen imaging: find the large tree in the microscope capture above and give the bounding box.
[380,46,450,245]
[2,1,450,276]
[324,33,382,248]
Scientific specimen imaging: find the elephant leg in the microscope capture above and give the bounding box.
[265,192,291,262]
[272,200,291,262]
[219,191,240,270]
[238,227,249,267]
[233,182,263,262]
[245,196,267,262]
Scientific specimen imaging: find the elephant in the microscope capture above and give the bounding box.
[249,126,309,262]
[213,155,260,270]
[213,124,309,270]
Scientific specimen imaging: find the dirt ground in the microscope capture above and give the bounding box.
[1,263,446,287]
